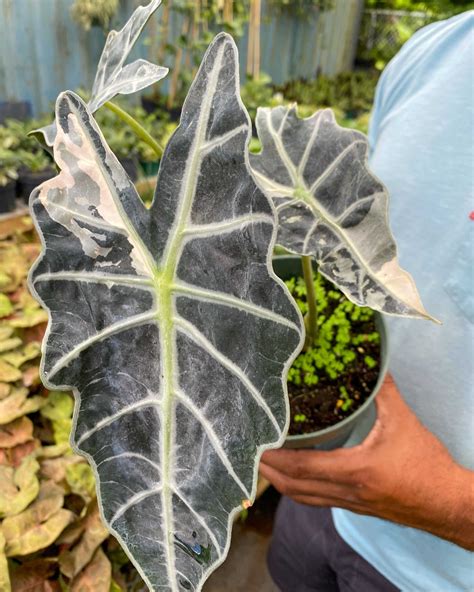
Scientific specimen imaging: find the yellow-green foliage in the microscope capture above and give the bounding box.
[0,217,128,591]
[286,271,379,386]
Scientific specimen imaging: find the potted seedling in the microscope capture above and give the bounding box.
[0,149,19,213]
[27,1,303,588]
[250,105,437,449]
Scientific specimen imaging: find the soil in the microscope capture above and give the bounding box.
[288,318,381,436]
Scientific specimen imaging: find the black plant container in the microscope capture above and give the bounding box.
[0,181,17,214]
[0,100,32,123]
[118,157,139,182]
[17,168,56,202]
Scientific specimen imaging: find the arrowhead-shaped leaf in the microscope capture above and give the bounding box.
[251,106,434,320]
[29,34,302,591]
[88,0,168,112]
[34,0,168,147]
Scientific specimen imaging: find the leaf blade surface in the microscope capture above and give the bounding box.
[29,34,303,591]
[251,106,434,320]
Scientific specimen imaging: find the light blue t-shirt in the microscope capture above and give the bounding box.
[333,12,474,592]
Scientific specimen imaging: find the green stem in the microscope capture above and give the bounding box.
[103,101,163,159]
[301,255,318,349]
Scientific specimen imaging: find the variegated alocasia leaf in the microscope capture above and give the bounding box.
[28,34,303,592]
[88,0,168,112]
[250,106,434,320]
[35,0,167,147]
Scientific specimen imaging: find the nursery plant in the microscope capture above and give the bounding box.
[29,19,302,592]
[0,150,19,188]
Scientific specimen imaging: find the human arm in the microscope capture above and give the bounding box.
[260,375,474,550]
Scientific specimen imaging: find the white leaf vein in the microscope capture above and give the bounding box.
[175,389,250,499]
[174,318,282,437]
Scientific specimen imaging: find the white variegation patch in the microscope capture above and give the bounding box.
[35,0,167,147]
[250,105,436,321]
[29,35,303,592]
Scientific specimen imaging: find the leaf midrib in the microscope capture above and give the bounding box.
[154,41,227,592]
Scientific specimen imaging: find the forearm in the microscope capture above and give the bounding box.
[412,465,474,550]
[261,378,474,551]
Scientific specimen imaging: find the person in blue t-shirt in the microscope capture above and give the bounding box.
[260,11,474,592]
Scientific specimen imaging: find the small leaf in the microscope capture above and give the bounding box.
[70,547,111,592]
[41,391,74,422]
[0,439,39,468]
[8,309,48,329]
[0,245,27,293]
[40,391,74,445]
[22,366,41,388]
[0,294,13,318]
[59,501,109,579]
[0,531,11,592]
[2,342,41,367]
[0,338,23,353]
[65,463,96,502]
[0,417,34,448]
[0,388,46,425]
[36,442,71,459]
[39,454,83,484]
[9,558,57,592]
[3,480,74,556]
[251,106,435,320]
[0,360,22,383]
[0,326,14,341]
[0,382,11,400]
[0,455,40,517]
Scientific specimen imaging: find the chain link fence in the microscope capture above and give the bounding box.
[357,9,436,68]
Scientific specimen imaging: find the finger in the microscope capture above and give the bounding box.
[259,462,357,502]
[261,447,361,483]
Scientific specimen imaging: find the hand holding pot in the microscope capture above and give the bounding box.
[260,375,474,550]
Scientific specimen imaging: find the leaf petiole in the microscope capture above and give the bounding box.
[103,100,164,159]
[302,254,318,349]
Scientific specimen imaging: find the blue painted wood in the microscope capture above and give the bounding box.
[0,0,362,116]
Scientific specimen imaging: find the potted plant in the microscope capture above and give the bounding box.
[17,149,56,202]
[272,255,388,449]
[249,105,436,449]
[25,2,436,588]
[0,149,19,213]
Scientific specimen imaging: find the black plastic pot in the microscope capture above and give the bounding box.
[272,255,389,450]
[118,157,139,182]
[141,95,160,115]
[0,181,17,214]
[17,168,56,202]
[0,100,32,123]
